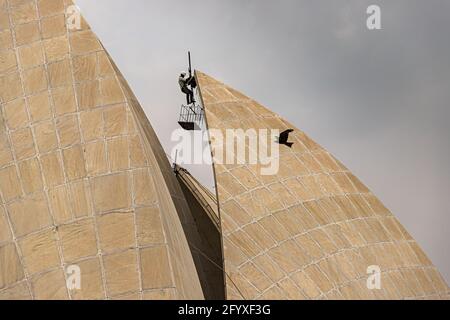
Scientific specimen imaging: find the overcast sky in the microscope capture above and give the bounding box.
[76,0,450,284]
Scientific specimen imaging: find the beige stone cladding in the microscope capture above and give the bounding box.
[195,70,450,300]
[0,0,203,300]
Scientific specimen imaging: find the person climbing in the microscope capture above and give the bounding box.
[179,72,195,105]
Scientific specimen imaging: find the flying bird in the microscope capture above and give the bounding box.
[276,129,294,148]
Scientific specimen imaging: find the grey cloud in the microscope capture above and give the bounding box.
[76,0,450,283]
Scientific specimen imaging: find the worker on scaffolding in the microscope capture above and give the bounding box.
[179,72,196,105]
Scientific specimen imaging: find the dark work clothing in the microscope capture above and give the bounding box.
[181,85,194,104]
[179,75,195,104]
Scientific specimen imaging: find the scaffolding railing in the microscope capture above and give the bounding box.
[178,104,204,131]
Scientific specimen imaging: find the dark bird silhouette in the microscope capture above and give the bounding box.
[276,129,294,148]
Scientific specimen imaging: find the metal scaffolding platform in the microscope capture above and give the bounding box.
[178,104,204,131]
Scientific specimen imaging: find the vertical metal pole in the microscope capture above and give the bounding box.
[188,51,192,78]
[173,149,178,173]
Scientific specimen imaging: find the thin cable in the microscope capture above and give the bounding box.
[188,240,246,300]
